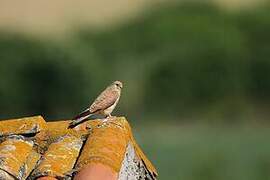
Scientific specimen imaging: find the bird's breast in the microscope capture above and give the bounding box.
[103,97,119,115]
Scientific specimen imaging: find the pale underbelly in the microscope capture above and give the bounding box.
[102,98,119,116]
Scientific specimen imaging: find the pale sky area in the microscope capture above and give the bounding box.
[0,0,266,37]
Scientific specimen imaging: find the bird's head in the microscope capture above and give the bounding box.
[112,80,123,89]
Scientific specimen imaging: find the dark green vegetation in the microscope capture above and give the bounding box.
[1,2,270,122]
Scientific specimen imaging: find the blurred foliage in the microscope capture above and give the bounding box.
[0,35,89,119]
[0,2,270,122]
[135,125,270,180]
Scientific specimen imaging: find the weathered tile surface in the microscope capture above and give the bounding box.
[0,116,157,180]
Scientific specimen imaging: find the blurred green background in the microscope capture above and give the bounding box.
[0,0,270,179]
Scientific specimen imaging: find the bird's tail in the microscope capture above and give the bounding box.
[68,108,92,128]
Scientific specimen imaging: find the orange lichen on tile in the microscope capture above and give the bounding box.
[77,117,158,177]
[34,120,90,154]
[46,119,94,132]
[0,116,158,179]
[0,136,34,179]
[46,120,71,131]
[0,116,46,136]
[114,117,157,177]
[76,117,131,173]
[23,150,41,179]
[32,134,83,178]
[32,120,91,178]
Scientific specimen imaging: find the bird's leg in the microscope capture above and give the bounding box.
[98,115,110,128]
[108,114,117,121]
[98,114,119,128]
[107,113,112,119]
[102,118,108,123]
[101,114,116,124]
[102,114,111,123]
[98,114,122,128]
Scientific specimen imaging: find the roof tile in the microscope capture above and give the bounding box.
[76,118,129,173]
[32,135,83,179]
[0,116,158,179]
[0,135,34,179]
[0,116,46,136]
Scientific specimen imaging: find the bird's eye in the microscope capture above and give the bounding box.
[115,83,121,88]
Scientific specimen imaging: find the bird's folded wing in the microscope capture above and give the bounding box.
[90,90,118,113]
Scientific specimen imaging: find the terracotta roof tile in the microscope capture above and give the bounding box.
[24,150,41,179]
[0,135,34,179]
[0,116,157,179]
[0,116,46,136]
[32,135,83,179]
[76,118,129,173]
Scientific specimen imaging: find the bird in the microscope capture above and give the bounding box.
[68,81,123,128]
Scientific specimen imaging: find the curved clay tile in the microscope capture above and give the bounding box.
[0,116,46,136]
[0,116,158,180]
